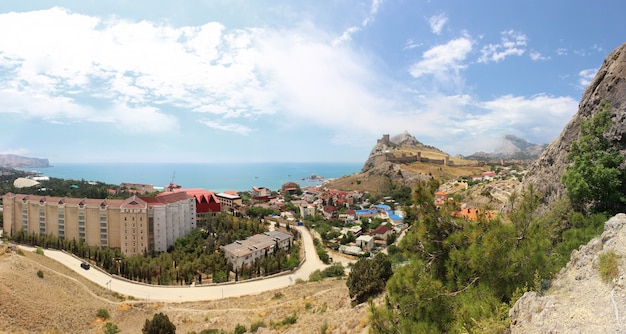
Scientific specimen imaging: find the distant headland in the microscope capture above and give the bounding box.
[0,154,49,168]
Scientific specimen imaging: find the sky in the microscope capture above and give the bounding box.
[0,1,624,163]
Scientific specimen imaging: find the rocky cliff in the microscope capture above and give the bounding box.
[358,131,439,187]
[510,214,626,333]
[361,131,440,172]
[521,42,626,209]
[0,154,49,168]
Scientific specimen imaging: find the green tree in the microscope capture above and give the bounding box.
[562,102,625,213]
[142,312,176,334]
[346,253,393,304]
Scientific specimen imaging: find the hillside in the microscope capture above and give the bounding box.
[0,154,49,168]
[0,244,367,333]
[325,132,490,193]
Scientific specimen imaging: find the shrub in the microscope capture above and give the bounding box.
[309,269,323,282]
[319,320,329,334]
[97,308,110,319]
[321,263,344,277]
[36,270,44,279]
[142,312,176,334]
[280,313,298,325]
[234,324,246,334]
[599,250,620,283]
[34,247,44,255]
[250,320,265,332]
[104,322,120,334]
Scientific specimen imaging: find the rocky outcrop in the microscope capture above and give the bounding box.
[0,154,49,168]
[520,42,626,209]
[510,213,626,333]
[361,131,433,172]
[358,132,438,187]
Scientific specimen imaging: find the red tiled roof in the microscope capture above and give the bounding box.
[374,225,393,235]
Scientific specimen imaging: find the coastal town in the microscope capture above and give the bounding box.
[1,156,522,271]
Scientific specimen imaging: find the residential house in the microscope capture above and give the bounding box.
[373,224,393,241]
[251,186,271,198]
[481,171,497,180]
[434,191,448,207]
[356,235,374,252]
[322,205,337,219]
[222,230,293,269]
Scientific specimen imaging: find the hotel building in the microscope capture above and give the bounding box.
[2,192,196,256]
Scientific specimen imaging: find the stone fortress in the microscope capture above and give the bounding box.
[377,134,453,166]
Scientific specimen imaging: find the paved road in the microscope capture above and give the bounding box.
[19,226,328,302]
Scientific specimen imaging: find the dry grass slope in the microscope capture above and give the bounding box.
[0,244,367,334]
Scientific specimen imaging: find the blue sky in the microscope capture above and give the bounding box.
[0,1,624,163]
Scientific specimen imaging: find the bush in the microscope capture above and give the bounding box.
[599,250,620,283]
[309,269,323,282]
[97,308,110,319]
[234,324,246,334]
[142,312,176,334]
[36,270,44,279]
[34,247,44,255]
[104,322,120,334]
[250,320,265,332]
[321,263,344,278]
[280,313,298,325]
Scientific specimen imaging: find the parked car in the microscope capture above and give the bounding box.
[80,262,90,270]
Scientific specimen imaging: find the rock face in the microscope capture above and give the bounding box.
[466,135,546,162]
[510,214,626,333]
[359,131,436,187]
[0,154,49,168]
[361,131,437,173]
[521,42,626,209]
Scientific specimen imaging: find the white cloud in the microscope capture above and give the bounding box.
[334,26,361,45]
[428,14,448,35]
[363,0,383,26]
[0,6,583,160]
[478,30,526,63]
[200,119,251,135]
[0,7,270,135]
[578,68,598,88]
[403,39,422,50]
[529,50,549,61]
[334,0,383,45]
[408,37,472,89]
[475,94,577,143]
[556,48,568,56]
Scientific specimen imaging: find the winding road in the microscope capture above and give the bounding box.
[19,226,331,302]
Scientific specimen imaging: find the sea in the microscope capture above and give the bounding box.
[22,162,363,193]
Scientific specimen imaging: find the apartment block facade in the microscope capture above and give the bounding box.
[2,192,196,256]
